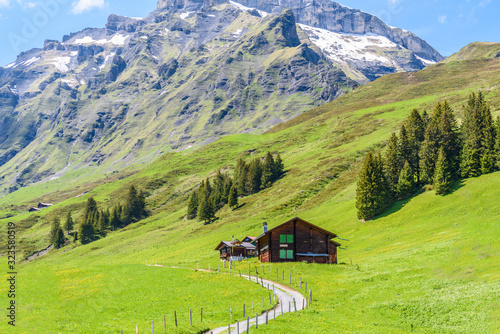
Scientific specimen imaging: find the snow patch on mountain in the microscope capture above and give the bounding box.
[299,24,399,64]
[72,34,130,46]
[229,1,269,17]
[180,11,193,19]
[52,57,71,72]
[416,55,436,66]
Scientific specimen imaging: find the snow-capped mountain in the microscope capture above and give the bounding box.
[0,0,442,191]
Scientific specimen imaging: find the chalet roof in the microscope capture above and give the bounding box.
[215,241,256,251]
[254,217,339,243]
[242,236,256,241]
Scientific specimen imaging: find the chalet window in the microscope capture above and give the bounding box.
[287,250,293,259]
[280,249,286,258]
[280,234,293,243]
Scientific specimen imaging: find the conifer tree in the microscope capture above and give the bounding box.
[49,217,61,244]
[235,158,248,196]
[355,152,389,220]
[396,161,416,200]
[405,109,425,181]
[83,197,99,227]
[198,190,215,224]
[78,220,95,244]
[246,158,262,194]
[439,101,461,179]
[98,209,109,236]
[420,103,444,184]
[228,184,238,210]
[187,190,198,219]
[261,151,275,189]
[434,147,453,195]
[384,132,401,195]
[496,117,500,168]
[63,211,74,234]
[54,227,65,249]
[398,124,412,170]
[123,185,147,224]
[274,153,284,180]
[110,205,122,230]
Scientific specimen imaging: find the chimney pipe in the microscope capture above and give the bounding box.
[263,222,268,233]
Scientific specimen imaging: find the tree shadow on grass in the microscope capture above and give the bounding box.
[233,202,246,211]
[375,179,466,220]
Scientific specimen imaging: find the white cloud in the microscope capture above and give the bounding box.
[72,0,105,14]
[0,0,10,8]
[438,15,448,24]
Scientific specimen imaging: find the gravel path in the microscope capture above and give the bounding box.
[206,275,306,334]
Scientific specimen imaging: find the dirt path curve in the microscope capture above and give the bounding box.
[207,274,306,334]
[146,264,306,334]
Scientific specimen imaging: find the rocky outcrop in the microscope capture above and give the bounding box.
[229,0,443,62]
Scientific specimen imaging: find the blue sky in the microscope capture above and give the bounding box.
[0,0,499,66]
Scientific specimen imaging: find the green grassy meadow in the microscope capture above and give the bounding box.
[0,56,499,333]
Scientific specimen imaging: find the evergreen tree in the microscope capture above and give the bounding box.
[273,153,284,181]
[110,205,122,230]
[396,161,416,200]
[123,185,147,224]
[54,227,65,249]
[49,217,61,244]
[261,151,275,189]
[355,152,390,220]
[398,124,412,170]
[63,211,74,234]
[384,132,401,196]
[439,101,461,178]
[198,190,215,224]
[496,117,500,168]
[187,190,198,219]
[420,103,444,184]
[246,158,262,194]
[434,147,453,195]
[73,231,78,243]
[235,158,248,196]
[228,184,238,210]
[83,197,99,231]
[460,92,496,177]
[97,209,109,236]
[406,109,425,182]
[78,220,95,244]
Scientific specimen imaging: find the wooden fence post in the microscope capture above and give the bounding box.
[305,281,307,293]
[282,270,284,280]
[256,313,258,329]
[248,262,250,275]
[201,307,203,323]
[152,320,154,334]
[269,291,272,304]
[281,301,283,315]
[255,265,259,275]
[190,308,192,326]
[300,277,302,289]
[164,315,166,333]
[243,303,245,318]
[252,301,255,313]
[230,306,233,320]
[266,311,268,324]
[293,298,297,311]
[228,323,231,334]
[174,311,177,327]
[246,317,250,334]
[237,321,240,334]
[289,300,291,313]
[262,295,265,308]
[309,290,312,306]
[289,272,291,284]
[302,299,305,310]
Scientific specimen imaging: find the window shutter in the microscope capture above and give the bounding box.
[287,250,293,259]
[280,249,286,258]
[287,235,293,243]
[280,234,286,243]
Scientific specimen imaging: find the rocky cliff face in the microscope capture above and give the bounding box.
[0,2,355,191]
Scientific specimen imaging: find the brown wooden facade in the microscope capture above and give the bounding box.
[255,217,340,264]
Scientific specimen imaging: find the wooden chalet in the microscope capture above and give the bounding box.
[37,202,53,208]
[254,217,340,264]
[215,239,257,261]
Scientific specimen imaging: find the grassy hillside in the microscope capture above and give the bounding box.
[0,51,499,333]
